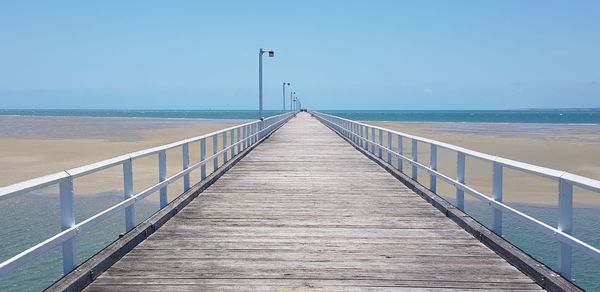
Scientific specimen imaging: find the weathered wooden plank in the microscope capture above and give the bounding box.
[82,113,543,291]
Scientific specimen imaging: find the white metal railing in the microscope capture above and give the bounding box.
[0,111,297,281]
[311,110,600,280]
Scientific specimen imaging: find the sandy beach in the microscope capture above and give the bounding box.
[371,122,600,206]
[2,116,599,206]
[0,116,244,202]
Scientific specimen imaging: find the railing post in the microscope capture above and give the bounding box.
[430,144,437,193]
[397,135,403,171]
[182,143,190,191]
[456,152,465,211]
[364,126,368,150]
[158,150,168,208]
[242,126,247,150]
[558,178,573,280]
[387,132,392,164]
[213,135,219,172]
[347,121,351,140]
[492,161,503,235]
[200,138,206,180]
[360,125,365,149]
[348,121,352,140]
[371,128,376,154]
[248,125,252,146]
[222,132,228,163]
[411,139,418,180]
[123,159,135,232]
[246,125,253,148]
[59,176,76,275]
[230,129,235,158]
[246,125,250,149]
[378,129,383,159]
[237,127,241,154]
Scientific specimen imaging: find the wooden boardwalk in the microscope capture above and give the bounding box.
[85,113,542,291]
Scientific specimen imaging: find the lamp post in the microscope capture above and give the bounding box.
[282,82,290,111]
[290,91,295,112]
[258,48,274,120]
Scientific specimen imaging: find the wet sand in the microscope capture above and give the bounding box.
[2,116,599,206]
[371,122,600,206]
[0,116,244,201]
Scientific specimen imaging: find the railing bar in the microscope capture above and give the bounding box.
[492,162,503,236]
[378,129,383,159]
[158,150,168,208]
[411,139,418,180]
[200,138,206,181]
[212,135,219,172]
[222,132,228,163]
[0,113,296,281]
[558,178,574,279]
[430,144,437,193]
[182,143,190,191]
[123,159,135,232]
[397,134,403,171]
[456,152,465,211]
[311,111,600,263]
[59,176,76,275]
[312,111,584,183]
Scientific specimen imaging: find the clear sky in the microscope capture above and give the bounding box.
[0,1,599,110]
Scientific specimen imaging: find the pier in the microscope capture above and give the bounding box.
[79,113,545,291]
[2,112,598,291]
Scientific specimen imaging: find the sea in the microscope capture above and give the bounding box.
[1,108,600,123]
[0,108,599,291]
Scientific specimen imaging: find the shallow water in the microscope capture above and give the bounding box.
[0,193,158,292]
[323,109,600,124]
[0,193,598,291]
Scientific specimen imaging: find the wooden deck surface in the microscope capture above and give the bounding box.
[85,113,542,291]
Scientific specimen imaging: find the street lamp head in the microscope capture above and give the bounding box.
[286,83,290,86]
[268,51,274,57]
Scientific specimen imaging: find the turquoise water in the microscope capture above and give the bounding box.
[322,109,600,124]
[2,108,600,124]
[0,109,287,120]
[1,193,598,291]
[0,192,158,292]
[460,200,600,291]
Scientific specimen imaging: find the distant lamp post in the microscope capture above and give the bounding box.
[259,48,275,119]
[290,91,295,112]
[282,82,290,111]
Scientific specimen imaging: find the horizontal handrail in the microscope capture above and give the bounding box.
[0,113,289,199]
[312,112,600,192]
[311,110,600,282]
[0,111,297,282]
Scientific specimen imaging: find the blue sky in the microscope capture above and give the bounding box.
[0,1,599,110]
